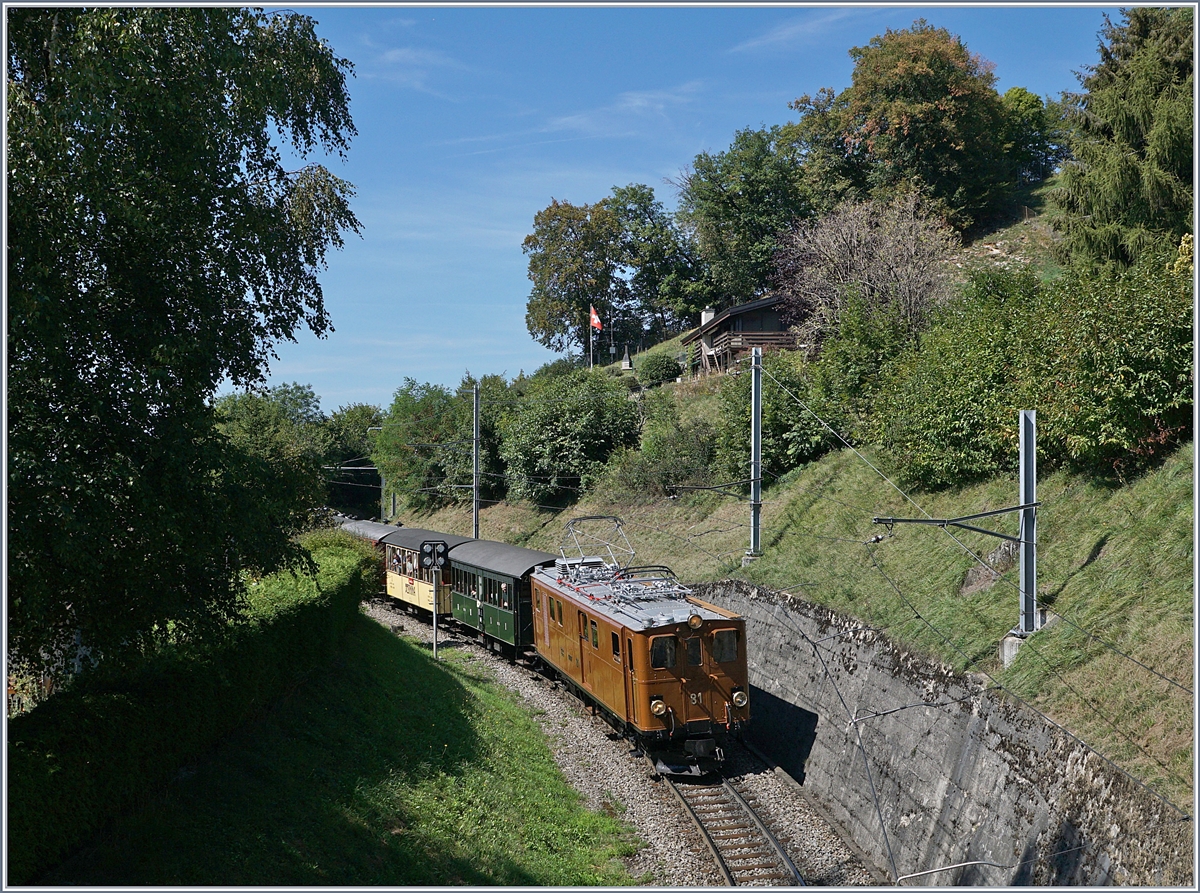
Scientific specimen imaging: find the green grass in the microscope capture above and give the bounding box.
[40,614,640,885]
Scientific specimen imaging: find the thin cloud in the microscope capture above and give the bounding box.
[729,9,868,53]
[543,82,704,138]
[355,38,472,97]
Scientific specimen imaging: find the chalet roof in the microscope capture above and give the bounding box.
[680,295,784,346]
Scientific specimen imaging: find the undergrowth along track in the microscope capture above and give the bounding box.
[663,771,805,886]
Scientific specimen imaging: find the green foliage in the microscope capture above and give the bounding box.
[606,183,704,332]
[873,269,1041,488]
[373,379,466,512]
[600,389,714,500]
[439,372,516,505]
[635,353,682,389]
[523,198,627,353]
[6,7,359,674]
[876,254,1193,488]
[1052,7,1194,266]
[791,19,1012,230]
[6,535,376,885]
[1036,249,1193,472]
[215,383,333,527]
[677,126,809,306]
[323,402,384,517]
[1001,87,1070,185]
[714,350,838,487]
[500,371,639,504]
[523,185,701,355]
[806,294,911,442]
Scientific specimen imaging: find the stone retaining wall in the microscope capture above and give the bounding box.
[693,580,1193,886]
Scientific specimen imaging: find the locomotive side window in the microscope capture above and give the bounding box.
[556,600,563,625]
[611,632,620,660]
[650,635,677,669]
[685,637,702,666]
[713,629,739,663]
[590,619,599,649]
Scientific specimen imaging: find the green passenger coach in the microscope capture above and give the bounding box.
[448,540,557,655]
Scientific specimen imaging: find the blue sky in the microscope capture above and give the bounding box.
[257,3,1121,412]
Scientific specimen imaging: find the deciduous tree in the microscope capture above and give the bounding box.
[676,126,809,306]
[791,20,1011,230]
[499,372,638,504]
[7,8,359,673]
[523,199,628,354]
[775,193,959,351]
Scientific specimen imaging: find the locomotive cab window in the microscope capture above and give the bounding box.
[713,629,739,663]
[611,632,620,660]
[590,619,599,649]
[650,635,677,669]
[685,637,702,666]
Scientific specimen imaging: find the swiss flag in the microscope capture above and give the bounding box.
[589,305,603,331]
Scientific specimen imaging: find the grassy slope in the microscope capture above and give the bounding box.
[399,441,1194,811]
[41,614,640,885]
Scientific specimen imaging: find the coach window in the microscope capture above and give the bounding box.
[685,637,702,666]
[500,582,510,610]
[590,619,599,649]
[713,629,739,663]
[650,635,677,669]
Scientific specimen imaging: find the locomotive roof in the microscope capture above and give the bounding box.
[378,527,476,551]
[339,517,404,544]
[450,540,558,579]
[531,562,735,631]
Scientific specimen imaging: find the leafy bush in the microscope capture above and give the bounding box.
[600,390,714,500]
[499,371,639,504]
[6,533,377,884]
[714,350,840,487]
[876,254,1192,488]
[873,268,1040,488]
[636,352,682,388]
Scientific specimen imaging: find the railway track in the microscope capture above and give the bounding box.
[663,771,806,886]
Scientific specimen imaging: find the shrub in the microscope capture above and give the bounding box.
[499,370,639,504]
[714,349,839,486]
[599,390,714,500]
[876,254,1192,488]
[636,352,682,388]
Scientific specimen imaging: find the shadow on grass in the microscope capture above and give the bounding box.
[41,616,540,886]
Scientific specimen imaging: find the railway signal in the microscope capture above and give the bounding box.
[419,540,448,569]
[420,540,448,658]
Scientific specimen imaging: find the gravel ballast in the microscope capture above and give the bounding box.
[361,598,877,886]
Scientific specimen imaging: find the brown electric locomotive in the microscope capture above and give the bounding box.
[529,529,749,775]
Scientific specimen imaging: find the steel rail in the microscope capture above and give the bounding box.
[661,773,736,886]
[722,779,805,885]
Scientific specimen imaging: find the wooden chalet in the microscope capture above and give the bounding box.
[680,296,796,375]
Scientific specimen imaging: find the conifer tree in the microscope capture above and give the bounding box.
[1052,7,1194,266]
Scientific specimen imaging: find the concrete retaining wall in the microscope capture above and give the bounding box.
[694,580,1193,886]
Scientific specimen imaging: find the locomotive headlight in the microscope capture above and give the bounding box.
[650,698,668,716]
[731,689,749,708]
[687,613,703,630]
